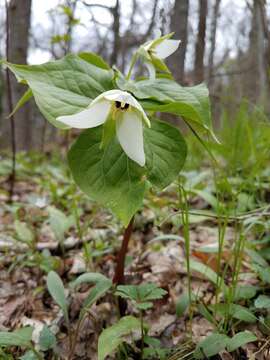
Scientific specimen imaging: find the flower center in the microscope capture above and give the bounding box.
[115,101,129,110]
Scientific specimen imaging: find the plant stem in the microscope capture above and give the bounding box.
[68,316,84,360]
[113,217,134,316]
[140,310,144,359]
[5,0,16,203]
[126,53,138,80]
[113,216,134,285]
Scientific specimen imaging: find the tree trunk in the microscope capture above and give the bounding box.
[1,0,32,151]
[194,0,208,84]
[110,0,120,66]
[207,0,221,86]
[248,0,267,103]
[168,0,189,83]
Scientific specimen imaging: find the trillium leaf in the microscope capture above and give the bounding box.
[3,54,114,128]
[144,119,187,189]
[68,126,147,225]
[68,120,187,224]
[133,78,215,139]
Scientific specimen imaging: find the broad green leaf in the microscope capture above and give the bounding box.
[68,120,187,225]
[72,272,111,288]
[14,220,34,244]
[133,79,214,137]
[98,316,141,360]
[227,331,257,352]
[3,54,114,128]
[144,119,187,189]
[38,325,56,351]
[68,126,147,225]
[255,295,270,309]
[47,271,69,322]
[194,333,229,359]
[79,52,111,70]
[0,327,33,347]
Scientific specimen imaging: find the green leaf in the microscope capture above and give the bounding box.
[176,292,195,317]
[68,120,187,225]
[72,272,111,288]
[48,206,75,242]
[115,283,167,309]
[72,272,112,318]
[98,316,141,360]
[79,52,111,70]
[19,351,39,360]
[0,327,33,347]
[136,302,153,310]
[3,54,114,128]
[80,280,112,318]
[189,260,227,293]
[144,119,187,189]
[38,326,56,351]
[8,88,33,118]
[47,271,69,322]
[213,304,257,323]
[194,333,229,359]
[255,295,270,309]
[227,331,257,352]
[68,126,146,225]
[253,264,270,284]
[14,220,34,244]
[233,285,258,301]
[133,79,215,138]
[247,249,268,267]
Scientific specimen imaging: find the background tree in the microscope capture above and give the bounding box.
[0,0,32,151]
[207,0,221,86]
[168,0,189,83]
[194,0,208,84]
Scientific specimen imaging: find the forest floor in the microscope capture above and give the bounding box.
[0,117,270,359]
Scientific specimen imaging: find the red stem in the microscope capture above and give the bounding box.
[113,216,134,285]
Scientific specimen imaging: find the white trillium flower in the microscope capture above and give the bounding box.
[143,35,181,60]
[139,32,181,79]
[57,90,151,167]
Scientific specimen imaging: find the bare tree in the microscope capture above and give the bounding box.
[194,0,208,84]
[207,0,221,86]
[1,0,32,150]
[110,0,120,66]
[248,0,267,103]
[168,0,189,83]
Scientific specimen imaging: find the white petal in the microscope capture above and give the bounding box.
[57,99,110,129]
[154,39,181,59]
[116,111,145,167]
[103,90,151,128]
